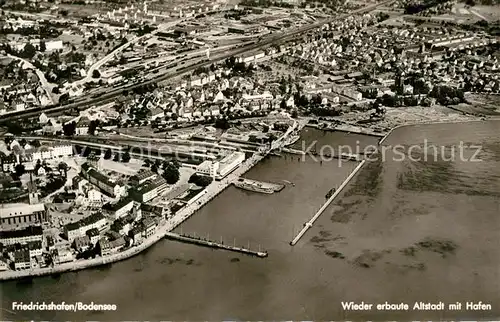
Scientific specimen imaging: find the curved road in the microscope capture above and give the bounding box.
[4,54,55,105]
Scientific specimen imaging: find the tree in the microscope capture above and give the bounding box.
[52,86,60,94]
[103,149,112,160]
[214,118,230,130]
[63,121,76,136]
[58,162,68,177]
[22,43,36,59]
[121,151,131,163]
[88,120,99,135]
[188,173,213,187]
[14,164,25,177]
[92,70,101,79]
[162,163,180,184]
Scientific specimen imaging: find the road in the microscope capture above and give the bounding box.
[0,0,393,124]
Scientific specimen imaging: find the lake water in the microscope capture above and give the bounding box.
[1,123,499,320]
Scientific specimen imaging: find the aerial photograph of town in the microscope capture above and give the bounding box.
[0,0,498,319]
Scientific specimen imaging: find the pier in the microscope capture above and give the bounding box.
[165,232,268,258]
[277,148,362,161]
[290,159,366,246]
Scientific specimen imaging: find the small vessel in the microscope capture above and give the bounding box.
[233,180,274,194]
[325,188,336,199]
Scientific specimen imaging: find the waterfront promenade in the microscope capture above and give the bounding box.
[0,121,300,281]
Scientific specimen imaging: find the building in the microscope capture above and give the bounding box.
[130,169,157,186]
[106,198,135,220]
[131,177,168,203]
[86,187,102,203]
[149,108,164,121]
[81,163,126,198]
[109,237,126,253]
[86,228,100,245]
[196,151,245,180]
[129,226,143,245]
[75,117,90,135]
[140,204,166,218]
[1,154,17,173]
[64,213,107,242]
[73,236,91,252]
[72,176,87,193]
[46,235,56,252]
[228,24,261,34]
[56,248,74,264]
[141,217,156,238]
[11,39,63,51]
[98,238,111,256]
[14,250,31,270]
[27,240,43,257]
[0,203,48,228]
[25,143,73,161]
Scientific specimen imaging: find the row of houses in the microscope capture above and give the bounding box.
[1,142,72,173]
[0,225,43,246]
[63,212,107,242]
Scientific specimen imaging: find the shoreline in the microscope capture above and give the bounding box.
[378,117,497,145]
[0,121,301,282]
[2,117,492,281]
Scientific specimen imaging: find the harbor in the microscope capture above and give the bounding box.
[164,232,268,258]
[3,121,499,320]
[233,178,285,194]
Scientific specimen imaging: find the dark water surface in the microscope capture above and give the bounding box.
[1,124,499,320]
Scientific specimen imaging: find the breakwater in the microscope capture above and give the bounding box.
[289,159,367,246]
[306,123,386,138]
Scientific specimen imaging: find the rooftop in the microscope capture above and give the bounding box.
[0,226,43,240]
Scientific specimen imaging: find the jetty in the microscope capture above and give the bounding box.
[165,232,268,258]
[310,151,362,161]
[290,160,366,246]
[281,147,306,155]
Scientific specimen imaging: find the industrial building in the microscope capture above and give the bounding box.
[196,151,245,180]
[0,203,48,228]
[130,177,168,203]
[81,163,127,198]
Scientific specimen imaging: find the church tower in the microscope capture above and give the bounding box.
[28,173,39,205]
